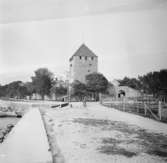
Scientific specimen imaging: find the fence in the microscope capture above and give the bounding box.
[100,94,167,122]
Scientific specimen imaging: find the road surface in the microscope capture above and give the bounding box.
[43,102,167,163]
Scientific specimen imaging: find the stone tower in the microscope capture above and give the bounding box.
[69,44,98,83]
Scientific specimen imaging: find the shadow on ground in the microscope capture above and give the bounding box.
[73,118,167,159]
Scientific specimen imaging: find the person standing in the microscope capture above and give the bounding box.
[83,96,87,107]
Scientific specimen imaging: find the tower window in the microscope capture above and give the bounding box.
[85,56,87,60]
[91,57,94,60]
[79,56,82,59]
[70,64,72,67]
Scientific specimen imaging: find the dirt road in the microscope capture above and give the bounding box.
[42,102,167,163]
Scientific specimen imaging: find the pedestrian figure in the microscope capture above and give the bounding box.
[83,96,87,107]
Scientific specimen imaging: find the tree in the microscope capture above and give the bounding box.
[31,68,53,100]
[72,80,87,101]
[0,84,7,97]
[106,82,116,97]
[50,84,67,100]
[118,77,142,90]
[158,69,167,97]
[139,69,167,97]
[4,81,27,99]
[25,82,35,99]
[50,78,68,100]
[55,86,67,96]
[86,73,108,100]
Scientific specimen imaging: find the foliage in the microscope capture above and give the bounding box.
[7,81,28,98]
[86,73,108,100]
[118,77,142,90]
[50,78,68,100]
[0,68,68,100]
[0,84,7,97]
[118,69,167,98]
[86,73,108,93]
[24,82,35,99]
[106,82,116,97]
[71,80,87,101]
[0,68,166,100]
[139,69,167,96]
[31,68,54,99]
[0,81,28,98]
[50,85,67,98]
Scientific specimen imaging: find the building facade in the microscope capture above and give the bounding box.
[69,44,98,83]
[107,80,141,98]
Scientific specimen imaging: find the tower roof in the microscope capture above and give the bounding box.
[70,44,97,61]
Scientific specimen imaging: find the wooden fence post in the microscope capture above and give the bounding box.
[158,101,162,120]
[135,98,139,113]
[144,102,147,116]
[136,101,139,113]
[123,97,125,111]
[99,93,102,104]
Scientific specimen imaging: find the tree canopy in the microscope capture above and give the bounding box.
[86,73,108,93]
[0,68,166,100]
[85,73,108,100]
[139,69,167,96]
[0,81,28,98]
[118,69,167,98]
[50,79,67,99]
[31,68,54,99]
[71,80,87,101]
[118,77,142,90]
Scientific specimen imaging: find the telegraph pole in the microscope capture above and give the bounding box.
[66,71,71,103]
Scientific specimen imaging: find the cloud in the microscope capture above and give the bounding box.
[0,0,167,23]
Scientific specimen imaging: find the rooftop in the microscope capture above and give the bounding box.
[70,44,97,61]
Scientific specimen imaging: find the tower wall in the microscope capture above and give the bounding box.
[70,56,98,83]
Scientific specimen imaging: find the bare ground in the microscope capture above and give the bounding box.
[41,102,167,163]
[73,118,167,159]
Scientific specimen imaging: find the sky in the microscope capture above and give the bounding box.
[0,0,167,84]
